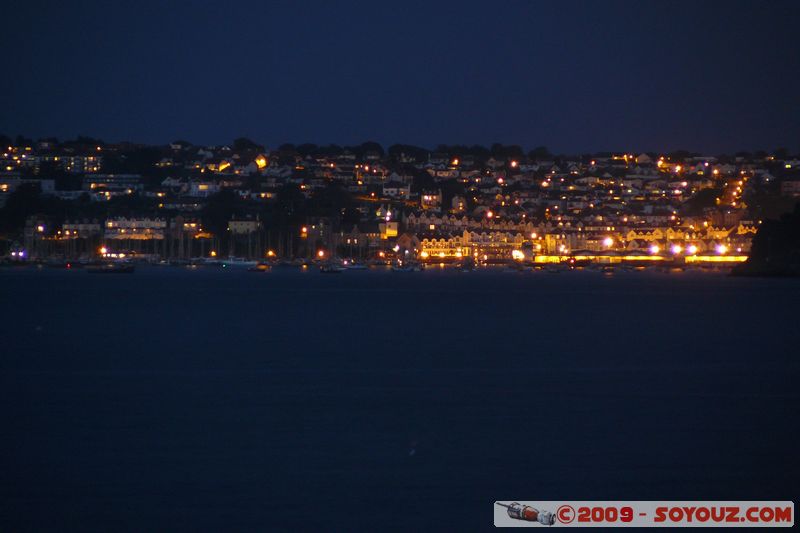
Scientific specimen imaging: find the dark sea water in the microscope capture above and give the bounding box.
[1,266,798,531]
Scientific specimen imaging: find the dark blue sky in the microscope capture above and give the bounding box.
[2,0,799,153]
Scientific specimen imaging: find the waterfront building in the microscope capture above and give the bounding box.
[105,217,167,240]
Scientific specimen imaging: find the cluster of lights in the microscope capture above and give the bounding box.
[97,246,129,259]
[643,243,725,255]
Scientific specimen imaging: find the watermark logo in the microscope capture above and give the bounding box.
[496,502,556,526]
[494,501,794,527]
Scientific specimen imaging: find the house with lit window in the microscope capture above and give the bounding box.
[82,174,142,193]
[228,218,262,234]
[187,180,220,197]
[382,181,410,198]
[420,190,442,211]
[105,217,167,240]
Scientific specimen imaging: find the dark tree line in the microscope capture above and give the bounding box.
[734,203,800,276]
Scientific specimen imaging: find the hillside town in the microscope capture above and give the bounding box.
[2,135,799,268]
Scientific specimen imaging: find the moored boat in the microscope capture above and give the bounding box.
[247,262,272,272]
[320,264,345,273]
[344,261,368,270]
[87,263,135,274]
[391,260,423,272]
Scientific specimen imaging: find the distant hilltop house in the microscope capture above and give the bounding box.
[228,217,262,234]
[420,190,442,212]
[780,180,800,197]
[382,181,410,199]
[187,180,220,197]
[83,174,142,194]
[0,177,56,207]
[63,219,102,236]
[451,195,467,213]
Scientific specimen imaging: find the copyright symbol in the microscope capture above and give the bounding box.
[557,505,575,524]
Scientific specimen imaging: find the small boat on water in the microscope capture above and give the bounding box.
[320,264,346,274]
[44,261,80,269]
[282,258,307,267]
[247,262,271,272]
[224,257,259,267]
[504,262,527,272]
[391,260,423,272]
[87,263,135,274]
[344,261,368,270]
[458,257,476,272]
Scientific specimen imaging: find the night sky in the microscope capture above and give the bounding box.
[3,0,799,153]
